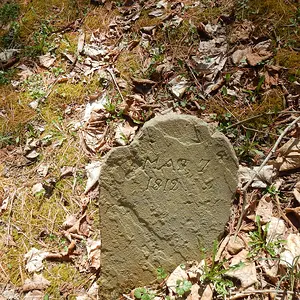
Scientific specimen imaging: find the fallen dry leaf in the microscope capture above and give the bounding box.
[84,161,101,194]
[232,41,273,67]
[199,284,213,300]
[60,166,75,178]
[264,217,286,244]
[226,249,257,288]
[38,53,56,68]
[77,30,85,54]
[26,150,40,159]
[62,214,77,229]
[186,283,201,300]
[23,273,50,292]
[168,75,189,98]
[31,183,45,196]
[166,265,188,294]
[255,194,273,224]
[260,254,279,282]
[0,193,9,215]
[115,121,138,146]
[227,235,245,255]
[36,163,49,177]
[23,290,44,300]
[24,248,49,273]
[280,233,300,268]
[293,181,300,204]
[229,20,254,43]
[276,137,300,171]
[238,165,276,188]
[86,239,101,270]
[0,49,20,63]
[132,77,157,94]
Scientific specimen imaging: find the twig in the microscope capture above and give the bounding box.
[0,262,9,281]
[19,258,24,285]
[185,63,206,100]
[227,111,300,129]
[227,113,265,129]
[275,194,298,232]
[7,190,16,244]
[241,125,279,137]
[40,77,60,103]
[221,288,299,299]
[234,115,300,238]
[122,295,134,300]
[106,67,125,103]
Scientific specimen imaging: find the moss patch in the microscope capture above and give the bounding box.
[0,86,36,137]
[115,49,142,81]
[276,49,300,77]
[83,5,119,33]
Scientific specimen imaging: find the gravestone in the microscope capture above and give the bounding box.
[99,113,238,297]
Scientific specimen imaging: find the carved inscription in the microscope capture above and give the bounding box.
[146,177,180,191]
[143,157,212,192]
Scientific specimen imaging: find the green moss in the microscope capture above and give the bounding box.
[132,9,162,32]
[44,263,88,298]
[0,2,20,25]
[115,50,142,80]
[276,49,300,77]
[83,5,119,32]
[20,0,89,39]
[254,89,284,112]
[247,89,284,128]
[0,87,36,137]
[183,5,222,23]
[237,0,299,47]
[0,163,86,290]
[58,32,78,54]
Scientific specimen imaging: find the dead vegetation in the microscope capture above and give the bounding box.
[0,0,300,299]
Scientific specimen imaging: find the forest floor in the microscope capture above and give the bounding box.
[0,0,300,299]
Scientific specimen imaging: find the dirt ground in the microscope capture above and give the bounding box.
[0,0,299,299]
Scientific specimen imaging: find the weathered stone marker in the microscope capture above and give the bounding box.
[99,114,238,297]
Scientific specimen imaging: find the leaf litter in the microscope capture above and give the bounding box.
[0,0,300,299]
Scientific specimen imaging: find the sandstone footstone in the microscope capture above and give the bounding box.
[99,113,238,297]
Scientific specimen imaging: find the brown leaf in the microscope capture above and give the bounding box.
[255,194,273,223]
[23,274,50,292]
[132,77,157,94]
[200,284,213,300]
[166,265,188,294]
[77,31,85,54]
[226,249,257,288]
[86,239,101,270]
[186,283,201,300]
[246,51,272,66]
[38,53,56,68]
[23,290,44,300]
[276,137,300,171]
[115,121,138,145]
[293,181,300,204]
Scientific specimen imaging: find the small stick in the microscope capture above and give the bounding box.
[227,113,265,129]
[7,190,16,244]
[106,67,125,103]
[122,295,134,300]
[275,194,298,232]
[221,288,298,299]
[227,111,300,129]
[235,115,300,237]
[185,63,205,100]
[19,258,24,285]
[0,262,9,280]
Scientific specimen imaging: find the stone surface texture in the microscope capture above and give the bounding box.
[99,113,238,297]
